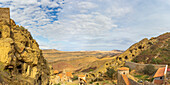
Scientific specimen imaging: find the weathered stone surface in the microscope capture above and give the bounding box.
[14,42,25,53]
[0,9,52,84]
[10,19,16,26]
[0,8,10,24]
[1,25,10,38]
[0,38,14,65]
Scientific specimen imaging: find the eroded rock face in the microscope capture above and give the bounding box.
[88,37,157,79]
[0,19,51,85]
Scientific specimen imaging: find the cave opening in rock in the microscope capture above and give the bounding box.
[130,50,132,53]
[17,65,22,74]
[91,74,95,77]
[86,75,88,77]
[38,76,42,85]
[0,31,2,38]
[98,72,102,76]
[138,45,142,49]
[125,56,128,59]
[148,42,153,45]
[25,41,29,47]
[119,57,122,61]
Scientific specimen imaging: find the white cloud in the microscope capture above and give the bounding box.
[0,0,169,51]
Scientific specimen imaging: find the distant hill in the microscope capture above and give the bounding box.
[42,50,123,72]
[42,50,123,62]
[132,32,170,65]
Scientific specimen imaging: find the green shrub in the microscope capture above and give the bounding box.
[56,83,61,85]
[106,68,116,79]
[90,69,93,72]
[143,64,156,75]
[89,81,93,84]
[72,76,78,81]
[96,83,99,85]
[134,75,142,78]
[151,58,162,64]
[132,58,139,63]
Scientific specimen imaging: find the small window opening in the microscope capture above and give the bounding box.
[160,77,162,79]
[123,72,125,74]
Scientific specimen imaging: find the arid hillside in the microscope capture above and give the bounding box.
[87,32,170,80]
[42,49,123,73]
[132,32,170,65]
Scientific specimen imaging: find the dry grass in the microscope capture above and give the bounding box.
[42,49,122,73]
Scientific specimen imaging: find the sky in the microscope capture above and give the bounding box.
[0,0,169,51]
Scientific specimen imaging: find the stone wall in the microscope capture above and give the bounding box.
[117,73,126,85]
[125,62,166,72]
[144,81,155,85]
[0,8,10,24]
[128,78,142,85]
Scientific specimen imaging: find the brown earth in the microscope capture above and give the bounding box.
[42,49,123,73]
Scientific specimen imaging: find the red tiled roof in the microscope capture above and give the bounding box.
[122,74,130,85]
[59,74,62,78]
[167,68,170,72]
[118,67,129,71]
[153,67,165,78]
[154,80,163,84]
[66,72,73,78]
[54,70,59,74]
[78,75,86,77]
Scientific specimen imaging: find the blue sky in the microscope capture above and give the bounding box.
[0,0,169,51]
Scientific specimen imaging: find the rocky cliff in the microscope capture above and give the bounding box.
[132,33,170,65]
[87,32,169,80]
[0,17,52,84]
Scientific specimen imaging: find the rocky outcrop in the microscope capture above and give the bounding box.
[0,17,52,84]
[87,35,158,79]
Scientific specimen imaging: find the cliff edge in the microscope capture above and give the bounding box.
[0,8,52,85]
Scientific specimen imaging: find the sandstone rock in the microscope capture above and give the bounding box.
[14,42,25,53]
[0,38,14,65]
[10,19,16,26]
[0,9,52,85]
[1,25,10,38]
